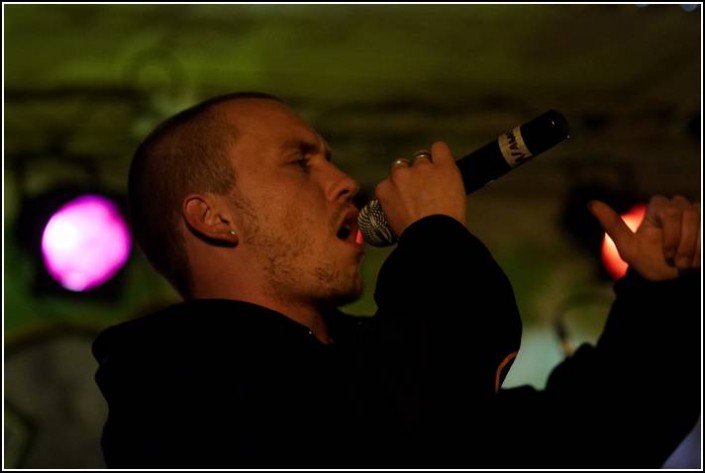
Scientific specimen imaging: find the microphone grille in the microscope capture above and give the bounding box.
[358,199,397,247]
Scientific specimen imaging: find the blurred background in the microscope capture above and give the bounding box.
[3,3,701,469]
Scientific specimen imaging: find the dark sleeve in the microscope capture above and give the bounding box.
[360,215,523,461]
[495,268,701,468]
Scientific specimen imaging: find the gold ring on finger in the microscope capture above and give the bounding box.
[391,158,411,169]
[412,149,433,163]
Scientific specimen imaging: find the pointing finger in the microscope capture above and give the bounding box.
[588,200,635,260]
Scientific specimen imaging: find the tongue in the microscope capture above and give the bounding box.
[355,229,364,245]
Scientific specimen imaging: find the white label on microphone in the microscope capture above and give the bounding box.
[498,126,533,168]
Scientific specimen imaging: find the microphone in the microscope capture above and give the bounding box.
[358,109,571,247]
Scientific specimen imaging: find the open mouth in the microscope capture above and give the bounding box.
[336,210,361,244]
[337,224,352,241]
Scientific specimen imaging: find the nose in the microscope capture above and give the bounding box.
[326,163,360,204]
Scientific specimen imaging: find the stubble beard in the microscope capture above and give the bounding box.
[243,214,362,309]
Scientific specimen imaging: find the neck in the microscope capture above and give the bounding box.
[189,285,332,345]
[306,312,333,345]
[186,246,333,344]
[253,294,333,345]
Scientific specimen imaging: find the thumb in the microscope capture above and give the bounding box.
[430,141,455,166]
[588,200,635,250]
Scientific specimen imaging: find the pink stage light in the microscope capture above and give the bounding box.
[41,194,131,292]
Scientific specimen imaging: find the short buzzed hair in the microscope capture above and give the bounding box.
[128,91,283,297]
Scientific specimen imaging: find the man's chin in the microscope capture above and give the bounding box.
[323,281,364,308]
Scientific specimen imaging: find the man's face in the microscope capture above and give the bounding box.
[221,99,364,308]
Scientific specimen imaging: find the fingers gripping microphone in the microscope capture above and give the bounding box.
[358,109,571,247]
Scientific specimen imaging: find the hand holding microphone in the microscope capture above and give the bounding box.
[371,142,468,245]
[358,109,571,247]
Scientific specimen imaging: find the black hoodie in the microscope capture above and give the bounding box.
[93,215,699,468]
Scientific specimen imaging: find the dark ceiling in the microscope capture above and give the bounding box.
[3,3,702,220]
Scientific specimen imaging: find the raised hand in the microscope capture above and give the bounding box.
[589,195,701,281]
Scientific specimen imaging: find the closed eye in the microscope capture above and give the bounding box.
[293,158,311,170]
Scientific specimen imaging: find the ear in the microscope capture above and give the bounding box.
[182,194,239,247]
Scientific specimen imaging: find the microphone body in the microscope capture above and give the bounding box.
[358,109,571,247]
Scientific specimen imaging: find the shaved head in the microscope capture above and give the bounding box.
[128,92,283,296]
